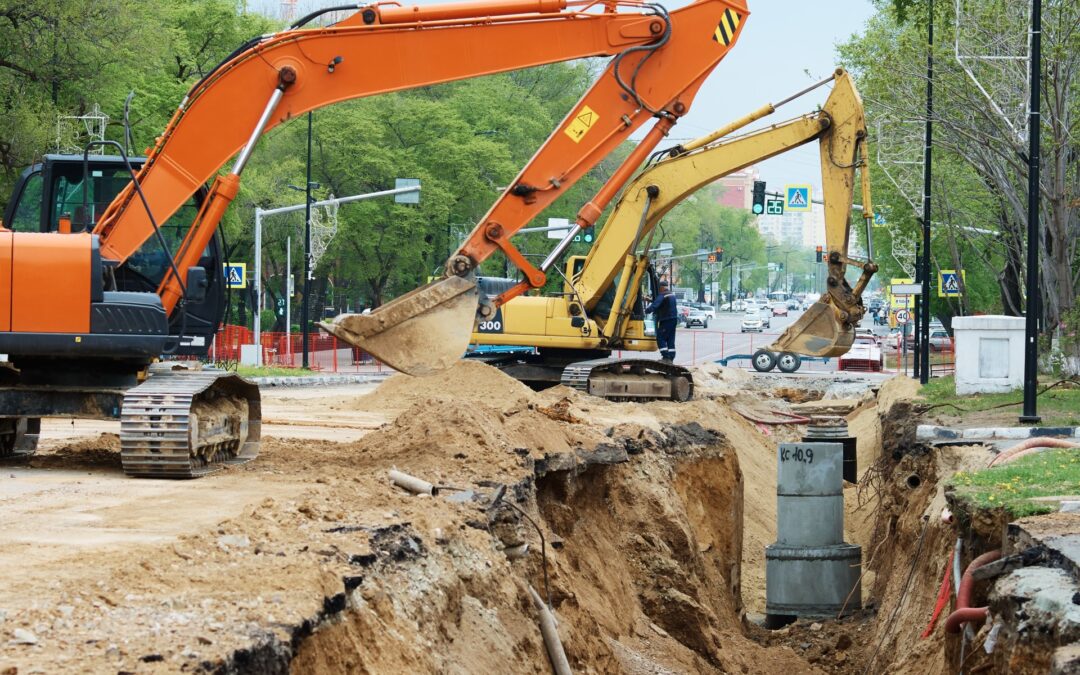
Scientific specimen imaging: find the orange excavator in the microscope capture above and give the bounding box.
[0,0,749,476]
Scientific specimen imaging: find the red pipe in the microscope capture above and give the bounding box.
[945,607,991,633]
[944,549,1002,634]
[989,437,1078,468]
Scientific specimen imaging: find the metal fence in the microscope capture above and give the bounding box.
[208,325,387,374]
[203,324,953,377]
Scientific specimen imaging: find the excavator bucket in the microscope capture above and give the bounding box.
[318,276,480,376]
[768,299,855,358]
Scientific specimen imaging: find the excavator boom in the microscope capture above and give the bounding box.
[470,67,877,386]
[318,0,750,372]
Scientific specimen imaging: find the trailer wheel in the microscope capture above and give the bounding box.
[752,349,777,372]
[777,352,802,373]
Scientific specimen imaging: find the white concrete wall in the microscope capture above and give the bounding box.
[953,315,1026,394]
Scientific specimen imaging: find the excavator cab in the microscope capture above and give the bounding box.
[2,155,226,357]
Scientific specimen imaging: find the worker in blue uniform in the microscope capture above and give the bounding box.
[645,280,679,363]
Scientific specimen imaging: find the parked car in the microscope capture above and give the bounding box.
[928,328,952,351]
[684,307,710,328]
[740,309,771,332]
[839,335,884,372]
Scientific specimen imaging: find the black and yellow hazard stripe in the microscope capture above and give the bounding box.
[712,8,742,46]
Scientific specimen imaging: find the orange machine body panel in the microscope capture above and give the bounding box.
[0,231,11,331]
[9,232,92,333]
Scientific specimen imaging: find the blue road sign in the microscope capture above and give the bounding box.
[785,184,811,212]
[224,263,247,289]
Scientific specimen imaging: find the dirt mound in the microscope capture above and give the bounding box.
[22,432,121,470]
[351,359,535,413]
[692,362,753,398]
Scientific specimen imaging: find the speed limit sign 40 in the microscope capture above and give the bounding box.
[895,309,910,325]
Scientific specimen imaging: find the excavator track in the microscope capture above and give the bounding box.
[120,369,261,479]
[560,358,693,402]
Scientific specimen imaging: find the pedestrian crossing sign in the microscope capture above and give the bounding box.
[224,263,247,289]
[785,184,812,212]
[938,269,964,297]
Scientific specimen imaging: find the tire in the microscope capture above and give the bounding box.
[777,352,802,373]
[752,349,777,372]
[703,320,709,329]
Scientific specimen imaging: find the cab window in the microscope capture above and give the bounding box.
[49,165,132,232]
[9,171,44,232]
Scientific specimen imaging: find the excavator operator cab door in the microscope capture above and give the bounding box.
[2,156,226,357]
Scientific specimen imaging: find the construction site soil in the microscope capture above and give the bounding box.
[0,362,1028,673]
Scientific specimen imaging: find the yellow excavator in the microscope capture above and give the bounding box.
[458,68,877,399]
[324,68,877,385]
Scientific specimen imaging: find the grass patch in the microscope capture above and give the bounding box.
[948,448,1080,518]
[234,365,314,378]
[919,376,1080,426]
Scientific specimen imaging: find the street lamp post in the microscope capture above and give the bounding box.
[302,111,314,369]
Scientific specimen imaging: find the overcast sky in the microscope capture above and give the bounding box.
[663,0,877,193]
[252,0,878,192]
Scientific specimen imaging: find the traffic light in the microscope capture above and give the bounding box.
[582,226,595,244]
[751,181,766,215]
[815,245,823,263]
[715,246,724,262]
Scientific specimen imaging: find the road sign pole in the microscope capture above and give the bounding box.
[254,208,262,366]
[286,236,291,357]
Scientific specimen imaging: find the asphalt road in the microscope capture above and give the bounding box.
[649,306,887,368]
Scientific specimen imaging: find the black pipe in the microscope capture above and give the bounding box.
[1020,0,1042,423]
[918,0,933,385]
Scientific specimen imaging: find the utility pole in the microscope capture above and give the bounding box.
[302,111,313,369]
[1021,0,1042,422]
[918,0,934,385]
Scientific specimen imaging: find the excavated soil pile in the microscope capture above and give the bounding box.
[0,362,815,674]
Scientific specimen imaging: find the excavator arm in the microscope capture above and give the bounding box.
[86,0,749,370]
[482,68,876,358]
[314,0,751,373]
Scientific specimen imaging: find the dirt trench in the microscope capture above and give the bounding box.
[0,362,1002,674]
[289,414,813,674]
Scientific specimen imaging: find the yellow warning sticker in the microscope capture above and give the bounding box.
[712,8,742,46]
[564,105,598,144]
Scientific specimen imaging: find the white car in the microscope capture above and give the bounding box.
[721,300,746,312]
[684,307,710,328]
[839,335,884,372]
[740,309,771,332]
[688,302,716,320]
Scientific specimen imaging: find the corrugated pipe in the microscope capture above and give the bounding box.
[944,549,1002,634]
[988,437,1078,468]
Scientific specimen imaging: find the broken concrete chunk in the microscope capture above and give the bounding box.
[11,628,37,644]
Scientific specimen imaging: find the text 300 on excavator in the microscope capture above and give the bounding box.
[457,68,877,401]
[0,0,752,476]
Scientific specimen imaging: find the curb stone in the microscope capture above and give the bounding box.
[917,424,1080,441]
[249,373,390,387]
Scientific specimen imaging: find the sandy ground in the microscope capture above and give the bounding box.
[0,365,983,674]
